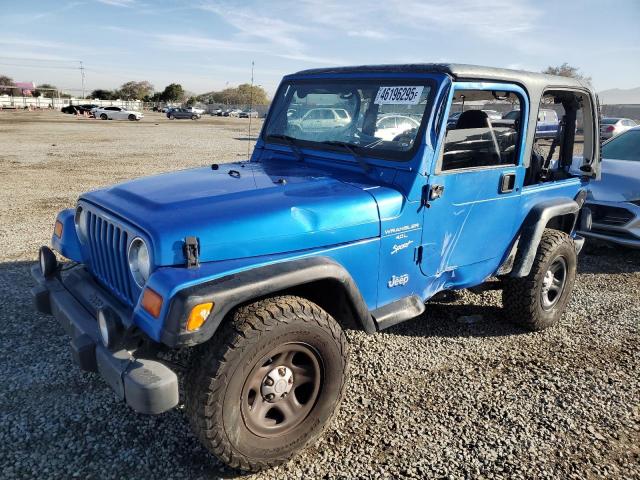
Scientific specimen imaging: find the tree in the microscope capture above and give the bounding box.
[34,83,58,98]
[199,84,269,106]
[161,83,185,102]
[117,80,154,100]
[0,75,16,96]
[90,89,114,100]
[185,96,197,106]
[542,63,591,85]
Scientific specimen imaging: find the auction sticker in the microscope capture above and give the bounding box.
[375,86,424,105]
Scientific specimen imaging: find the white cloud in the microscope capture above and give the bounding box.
[96,0,135,6]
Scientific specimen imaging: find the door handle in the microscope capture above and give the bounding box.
[499,172,516,193]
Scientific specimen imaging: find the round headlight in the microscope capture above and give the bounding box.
[74,206,89,242]
[128,237,151,287]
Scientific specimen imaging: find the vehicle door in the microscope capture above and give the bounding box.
[419,83,529,286]
[107,107,122,120]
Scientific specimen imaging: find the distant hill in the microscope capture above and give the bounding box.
[598,86,640,105]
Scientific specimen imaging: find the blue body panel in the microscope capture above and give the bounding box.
[52,209,83,262]
[50,70,586,343]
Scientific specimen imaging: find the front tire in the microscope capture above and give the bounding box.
[128,114,136,121]
[185,295,349,472]
[502,229,577,331]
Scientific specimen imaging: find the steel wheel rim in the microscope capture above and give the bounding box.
[241,342,322,438]
[541,256,567,310]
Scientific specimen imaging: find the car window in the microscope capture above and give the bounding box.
[503,110,520,120]
[441,89,522,171]
[377,117,396,129]
[602,129,640,161]
[601,118,619,125]
[264,79,434,159]
[334,109,349,119]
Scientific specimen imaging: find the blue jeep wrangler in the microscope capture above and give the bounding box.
[32,64,600,471]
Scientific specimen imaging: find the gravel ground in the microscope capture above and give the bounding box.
[1,110,638,479]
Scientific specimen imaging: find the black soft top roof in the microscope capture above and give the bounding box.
[292,63,590,94]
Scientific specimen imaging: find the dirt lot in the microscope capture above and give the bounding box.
[0,110,638,479]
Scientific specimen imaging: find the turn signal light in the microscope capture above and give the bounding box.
[141,288,163,318]
[54,220,63,238]
[187,302,214,331]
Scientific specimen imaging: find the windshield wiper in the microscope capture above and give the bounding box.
[266,134,304,162]
[322,141,370,173]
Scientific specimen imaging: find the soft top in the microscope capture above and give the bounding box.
[291,63,590,94]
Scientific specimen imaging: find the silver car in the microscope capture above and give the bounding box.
[580,127,640,247]
[600,117,637,140]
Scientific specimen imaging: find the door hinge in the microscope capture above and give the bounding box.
[183,236,200,268]
[415,245,424,264]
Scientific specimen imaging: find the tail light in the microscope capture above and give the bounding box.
[606,126,615,132]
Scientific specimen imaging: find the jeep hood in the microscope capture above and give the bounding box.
[81,161,381,266]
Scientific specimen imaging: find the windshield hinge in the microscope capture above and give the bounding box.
[183,236,200,269]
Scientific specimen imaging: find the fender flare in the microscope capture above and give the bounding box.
[160,256,375,347]
[509,198,580,278]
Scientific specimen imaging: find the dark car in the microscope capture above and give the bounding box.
[167,108,201,120]
[61,104,98,115]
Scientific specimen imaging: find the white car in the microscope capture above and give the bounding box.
[94,106,143,121]
[290,108,352,132]
[184,106,205,115]
[375,114,420,141]
[600,117,637,140]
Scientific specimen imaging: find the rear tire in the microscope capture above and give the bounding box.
[100,113,107,120]
[502,229,577,331]
[185,295,349,472]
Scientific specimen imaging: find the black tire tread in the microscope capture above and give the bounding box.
[502,228,576,331]
[185,295,349,472]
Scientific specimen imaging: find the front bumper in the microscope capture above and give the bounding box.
[31,264,179,414]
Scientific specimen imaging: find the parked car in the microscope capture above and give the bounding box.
[579,127,640,247]
[482,109,502,121]
[211,108,223,116]
[161,106,177,113]
[224,108,243,117]
[184,106,205,115]
[167,108,201,120]
[33,63,600,472]
[93,106,143,121]
[502,108,559,138]
[447,109,503,128]
[600,117,637,140]
[375,114,420,141]
[239,109,259,118]
[289,107,352,132]
[61,104,98,115]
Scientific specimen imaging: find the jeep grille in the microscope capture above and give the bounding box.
[85,210,135,306]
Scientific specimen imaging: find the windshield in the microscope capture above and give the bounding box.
[263,79,434,160]
[602,129,640,161]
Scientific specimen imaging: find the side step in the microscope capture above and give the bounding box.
[372,295,425,331]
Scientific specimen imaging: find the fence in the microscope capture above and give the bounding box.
[0,95,143,111]
[600,104,640,121]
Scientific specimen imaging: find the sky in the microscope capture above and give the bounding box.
[0,0,638,97]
